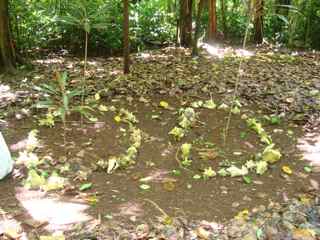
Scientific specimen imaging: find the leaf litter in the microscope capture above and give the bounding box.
[0,46,319,239]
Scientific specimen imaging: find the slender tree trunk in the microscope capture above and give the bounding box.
[179,0,193,47]
[0,0,16,72]
[208,0,217,42]
[253,0,264,44]
[303,0,312,46]
[123,0,130,74]
[80,31,88,125]
[220,0,227,37]
[192,0,204,56]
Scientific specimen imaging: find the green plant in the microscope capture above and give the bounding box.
[38,112,55,127]
[169,107,197,141]
[180,143,192,167]
[203,167,216,179]
[104,110,142,174]
[35,71,83,125]
[59,1,108,122]
[246,118,272,145]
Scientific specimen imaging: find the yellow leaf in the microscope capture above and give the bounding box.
[163,181,176,191]
[98,105,108,112]
[159,101,169,109]
[163,216,173,225]
[292,228,315,239]
[86,196,99,205]
[235,209,249,221]
[114,115,121,123]
[299,194,311,205]
[95,93,100,101]
[40,234,65,240]
[4,228,20,239]
[282,165,292,175]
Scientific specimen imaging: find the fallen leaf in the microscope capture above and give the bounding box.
[159,101,169,109]
[139,184,151,190]
[227,165,248,177]
[282,165,292,175]
[292,228,315,240]
[95,93,100,101]
[114,115,121,123]
[163,181,176,191]
[40,233,65,240]
[256,161,268,175]
[79,183,93,191]
[243,175,252,184]
[107,157,119,174]
[262,145,282,164]
[24,169,46,189]
[203,99,217,109]
[98,104,108,112]
[235,209,249,221]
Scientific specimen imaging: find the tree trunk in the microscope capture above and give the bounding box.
[192,0,205,56]
[123,0,130,74]
[0,0,16,72]
[220,0,227,37]
[253,0,264,44]
[179,0,193,47]
[208,0,217,42]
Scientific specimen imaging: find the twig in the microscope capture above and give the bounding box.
[223,11,253,146]
[143,198,169,218]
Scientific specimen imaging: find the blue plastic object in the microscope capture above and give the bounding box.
[0,132,13,179]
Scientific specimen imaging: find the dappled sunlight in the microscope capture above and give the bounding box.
[297,129,320,166]
[87,60,98,66]
[137,52,171,60]
[202,43,254,59]
[0,213,26,239]
[15,187,92,231]
[118,201,144,217]
[34,58,64,65]
[10,137,31,152]
[139,53,151,59]
[139,169,174,183]
[0,85,16,108]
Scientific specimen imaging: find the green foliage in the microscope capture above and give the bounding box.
[10,0,177,52]
[169,107,196,141]
[131,0,176,47]
[180,143,192,167]
[9,0,320,52]
[58,0,109,37]
[246,118,272,145]
[34,71,83,124]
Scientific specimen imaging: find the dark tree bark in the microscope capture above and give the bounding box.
[179,0,193,47]
[253,0,264,44]
[220,0,227,37]
[192,0,205,56]
[123,0,130,74]
[208,0,217,42]
[0,0,16,72]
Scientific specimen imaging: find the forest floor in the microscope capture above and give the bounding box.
[0,45,319,239]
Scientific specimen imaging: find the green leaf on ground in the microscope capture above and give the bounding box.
[79,183,93,191]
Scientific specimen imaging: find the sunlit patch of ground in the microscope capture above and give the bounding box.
[0,85,16,108]
[117,201,144,217]
[297,126,320,167]
[0,214,26,239]
[139,169,174,183]
[34,58,64,65]
[15,187,92,231]
[202,43,254,58]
